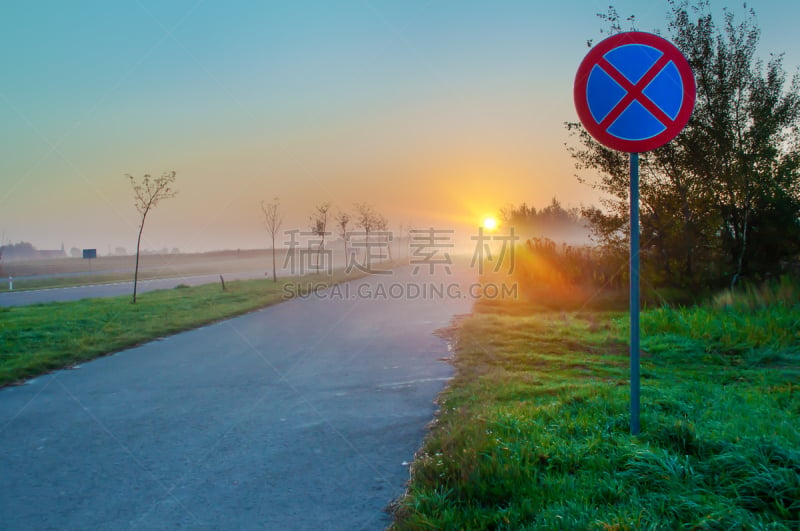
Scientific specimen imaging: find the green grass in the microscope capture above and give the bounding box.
[0,272,358,387]
[392,286,800,529]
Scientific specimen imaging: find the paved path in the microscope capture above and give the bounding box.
[0,271,270,307]
[0,266,474,529]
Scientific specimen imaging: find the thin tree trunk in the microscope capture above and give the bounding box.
[365,229,370,269]
[731,206,750,289]
[133,220,145,303]
[316,238,324,271]
[271,232,277,282]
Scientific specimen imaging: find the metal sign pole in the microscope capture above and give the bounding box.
[630,152,641,435]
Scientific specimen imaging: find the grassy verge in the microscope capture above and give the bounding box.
[0,271,362,387]
[392,284,800,529]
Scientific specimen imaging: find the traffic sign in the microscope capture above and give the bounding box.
[573,32,695,435]
[574,31,695,152]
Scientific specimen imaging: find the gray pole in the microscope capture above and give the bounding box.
[630,152,641,435]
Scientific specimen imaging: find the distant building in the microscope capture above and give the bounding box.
[0,242,66,261]
[36,249,67,259]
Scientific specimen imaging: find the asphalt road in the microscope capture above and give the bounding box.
[0,271,271,307]
[0,265,475,529]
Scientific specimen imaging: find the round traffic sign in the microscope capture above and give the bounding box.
[574,31,695,152]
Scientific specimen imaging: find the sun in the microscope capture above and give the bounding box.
[482,217,498,231]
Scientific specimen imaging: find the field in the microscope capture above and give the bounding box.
[0,249,291,292]
[392,279,800,529]
[0,244,407,292]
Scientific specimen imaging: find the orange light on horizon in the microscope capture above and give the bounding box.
[482,217,498,231]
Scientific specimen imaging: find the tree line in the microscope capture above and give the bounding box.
[500,198,590,244]
[260,198,392,282]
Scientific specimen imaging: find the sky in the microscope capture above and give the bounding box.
[2,0,799,254]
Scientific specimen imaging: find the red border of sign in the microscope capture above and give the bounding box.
[574,31,695,153]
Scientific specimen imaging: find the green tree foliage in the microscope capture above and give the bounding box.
[569,0,800,289]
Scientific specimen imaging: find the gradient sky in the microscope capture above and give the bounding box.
[2,0,799,253]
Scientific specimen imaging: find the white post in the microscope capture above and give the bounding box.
[8,276,12,291]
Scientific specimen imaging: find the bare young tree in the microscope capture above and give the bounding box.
[334,210,351,266]
[375,212,392,261]
[261,197,283,282]
[128,171,177,304]
[309,201,331,271]
[354,202,390,268]
[354,202,377,242]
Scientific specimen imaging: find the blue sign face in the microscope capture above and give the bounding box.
[574,32,696,153]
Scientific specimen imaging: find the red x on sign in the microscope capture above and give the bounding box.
[574,32,696,153]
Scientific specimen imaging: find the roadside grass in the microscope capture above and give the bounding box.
[0,271,360,387]
[392,281,800,529]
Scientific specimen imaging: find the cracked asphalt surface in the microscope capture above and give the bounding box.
[0,266,474,530]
